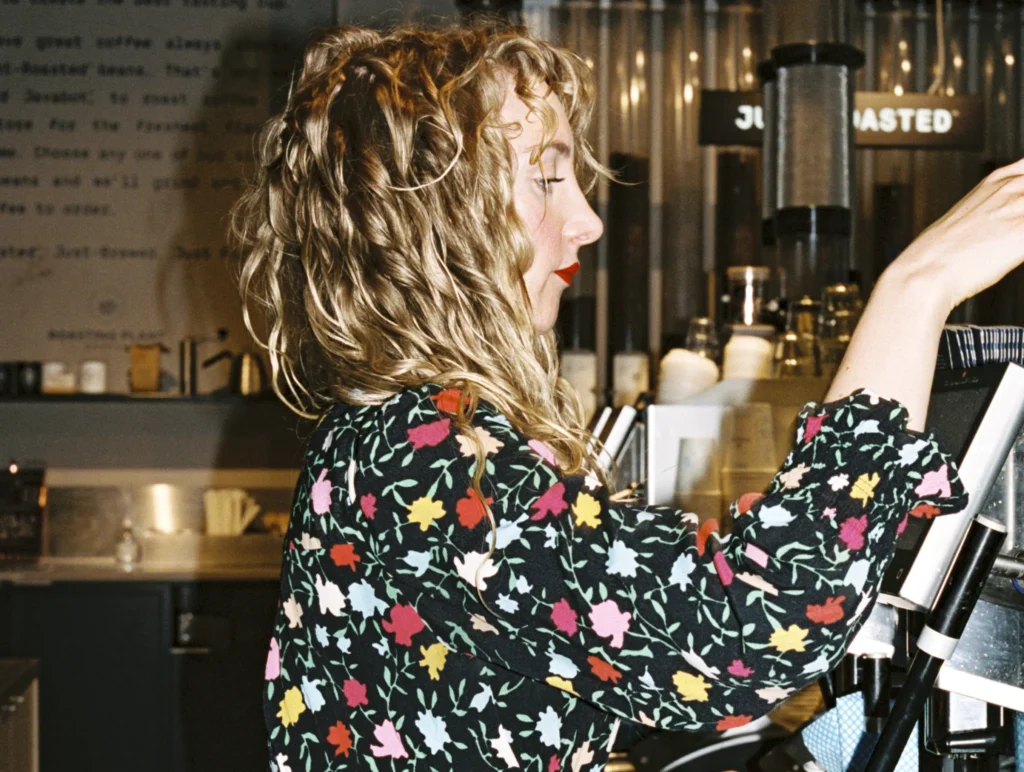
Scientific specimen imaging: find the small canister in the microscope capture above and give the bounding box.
[80,361,108,394]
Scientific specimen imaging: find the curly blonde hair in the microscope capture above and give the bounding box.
[231,23,607,486]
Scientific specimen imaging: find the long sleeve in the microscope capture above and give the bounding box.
[345,384,967,733]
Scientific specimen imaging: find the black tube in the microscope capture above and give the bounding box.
[862,655,891,734]
[866,517,1006,772]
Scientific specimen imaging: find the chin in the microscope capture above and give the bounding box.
[533,310,559,335]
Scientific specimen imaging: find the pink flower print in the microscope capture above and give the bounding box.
[744,543,769,568]
[381,604,425,646]
[915,464,952,499]
[265,638,280,680]
[360,492,377,520]
[531,482,569,522]
[804,414,825,443]
[548,755,561,772]
[407,418,451,450]
[822,507,837,520]
[550,598,579,636]
[343,678,368,708]
[727,659,753,678]
[839,515,868,551]
[369,719,408,759]
[589,600,632,649]
[713,552,734,585]
[529,439,559,467]
[897,513,909,536]
[311,469,333,515]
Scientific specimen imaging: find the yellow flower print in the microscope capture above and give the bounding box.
[849,472,880,506]
[277,686,306,727]
[672,671,711,702]
[769,624,808,653]
[407,496,446,531]
[572,493,602,528]
[546,676,579,695]
[419,643,449,681]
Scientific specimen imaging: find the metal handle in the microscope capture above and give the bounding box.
[170,646,212,656]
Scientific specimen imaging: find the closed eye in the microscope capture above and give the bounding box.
[537,177,565,193]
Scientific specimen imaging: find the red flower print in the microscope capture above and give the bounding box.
[548,755,561,772]
[360,492,377,520]
[713,552,734,585]
[456,488,493,529]
[430,389,466,414]
[737,492,764,516]
[343,678,368,708]
[550,598,578,636]
[531,482,569,522]
[727,659,753,678]
[587,655,623,684]
[407,418,451,450]
[806,596,847,625]
[381,603,425,646]
[331,544,360,571]
[327,721,354,757]
[696,518,719,556]
[909,503,941,520]
[804,414,825,443]
[839,515,868,551]
[716,715,753,731]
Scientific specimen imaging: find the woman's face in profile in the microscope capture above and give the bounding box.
[502,85,604,334]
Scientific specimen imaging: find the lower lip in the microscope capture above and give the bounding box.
[555,263,580,285]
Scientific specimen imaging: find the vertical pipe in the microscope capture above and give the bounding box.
[859,1,878,285]
[912,0,930,236]
[649,0,665,371]
[596,0,612,404]
[962,0,981,323]
[702,0,719,320]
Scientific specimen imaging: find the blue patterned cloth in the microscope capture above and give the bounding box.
[1015,711,1024,772]
[937,325,1024,370]
[801,692,917,772]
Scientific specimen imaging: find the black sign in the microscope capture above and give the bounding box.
[699,90,986,151]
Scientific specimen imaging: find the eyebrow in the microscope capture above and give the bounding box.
[522,140,573,159]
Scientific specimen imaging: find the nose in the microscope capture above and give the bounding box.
[563,188,604,247]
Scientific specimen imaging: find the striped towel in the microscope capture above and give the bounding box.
[937,325,1024,370]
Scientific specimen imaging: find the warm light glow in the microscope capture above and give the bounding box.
[946,86,956,96]
[584,56,594,70]
[953,55,963,68]
[684,83,694,104]
[689,51,699,63]
[898,39,908,52]
[901,59,911,73]
[635,50,645,69]
[998,90,1008,104]
[742,46,752,59]
[1006,54,1016,67]
[630,81,641,105]
[152,483,175,534]
[744,72,754,84]
[894,84,904,96]
[8,463,17,475]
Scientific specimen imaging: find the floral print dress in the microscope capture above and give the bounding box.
[264,383,966,772]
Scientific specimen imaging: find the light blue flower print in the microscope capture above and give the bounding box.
[348,580,389,618]
[402,549,432,578]
[334,631,352,654]
[495,515,527,549]
[669,552,696,591]
[758,503,796,528]
[469,683,494,712]
[315,625,329,648]
[514,575,533,595]
[416,710,451,755]
[605,540,639,578]
[548,652,579,679]
[536,706,562,748]
[300,676,326,713]
[496,594,519,613]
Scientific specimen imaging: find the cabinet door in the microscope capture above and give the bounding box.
[10,583,174,772]
[171,581,278,772]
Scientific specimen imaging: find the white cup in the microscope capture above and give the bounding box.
[722,335,773,380]
[657,348,720,403]
[80,361,107,394]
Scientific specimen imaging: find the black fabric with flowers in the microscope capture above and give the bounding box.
[263,384,967,771]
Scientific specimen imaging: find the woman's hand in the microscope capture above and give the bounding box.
[825,156,1024,430]
[892,157,1024,313]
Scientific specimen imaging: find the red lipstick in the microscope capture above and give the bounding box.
[554,262,580,285]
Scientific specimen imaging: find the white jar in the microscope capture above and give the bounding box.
[79,360,108,394]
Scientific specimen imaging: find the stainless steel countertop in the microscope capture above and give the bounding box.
[0,556,282,583]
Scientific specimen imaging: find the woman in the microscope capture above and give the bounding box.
[232,22,1024,772]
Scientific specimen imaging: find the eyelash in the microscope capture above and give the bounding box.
[537,177,565,193]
